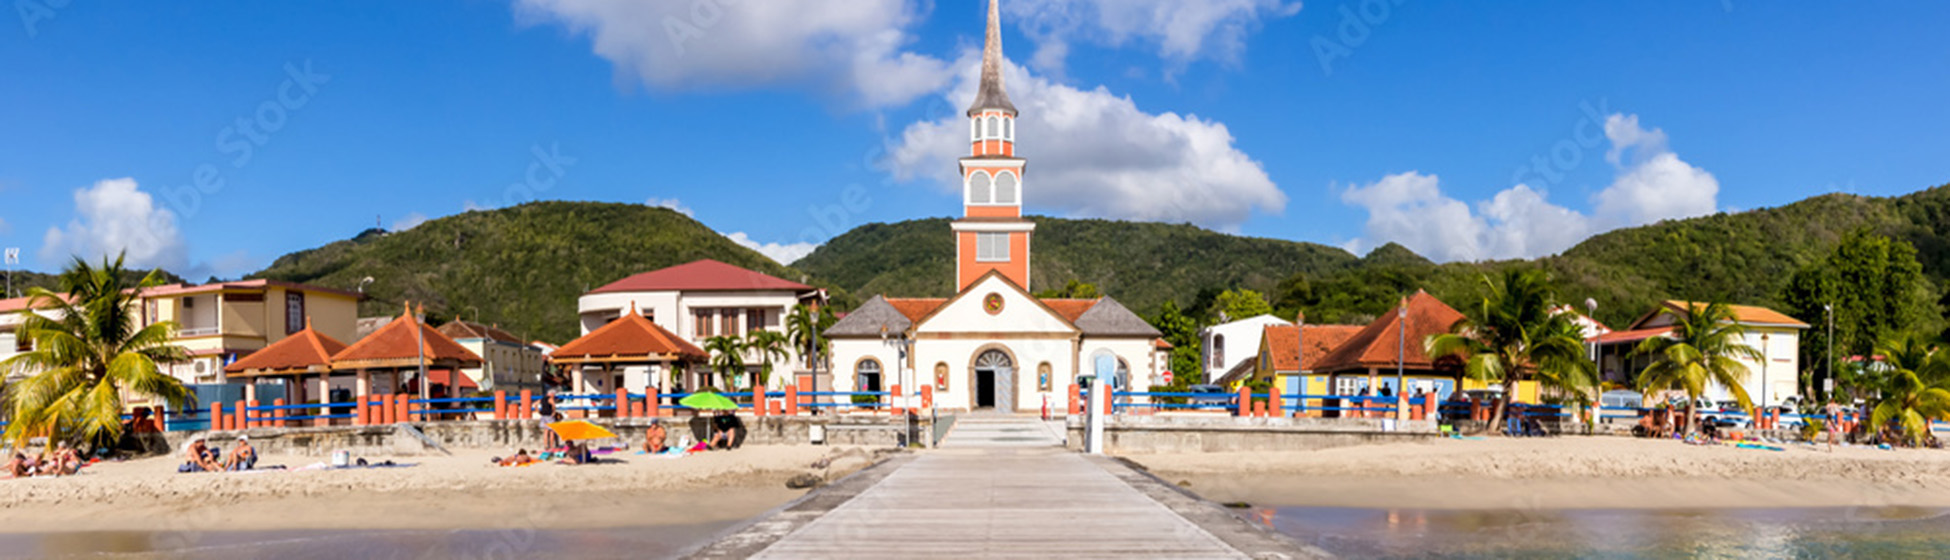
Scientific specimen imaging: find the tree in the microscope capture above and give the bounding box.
[1,255,195,448]
[1859,335,1950,446]
[1426,269,1595,435]
[1149,301,1204,385]
[1782,230,1933,397]
[703,335,746,391]
[785,304,835,370]
[1213,289,1274,322]
[1632,302,1765,437]
[1034,279,1101,299]
[745,330,790,390]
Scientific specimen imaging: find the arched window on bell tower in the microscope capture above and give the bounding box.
[987,116,999,139]
[994,171,1017,204]
[968,171,993,204]
[971,118,980,142]
[1004,117,1013,141]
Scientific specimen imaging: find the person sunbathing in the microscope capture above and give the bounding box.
[46,441,82,477]
[4,453,27,478]
[224,436,258,471]
[644,423,669,454]
[497,449,538,466]
[557,442,593,465]
[183,437,223,473]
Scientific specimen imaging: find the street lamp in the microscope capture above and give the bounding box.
[1824,304,1834,402]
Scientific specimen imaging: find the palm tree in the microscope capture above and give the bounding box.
[1426,269,1595,435]
[1867,335,1950,446]
[703,335,746,391]
[1632,302,1764,437]
[1,255,193,448]
[745,330,791,391]
[785,304,834,372]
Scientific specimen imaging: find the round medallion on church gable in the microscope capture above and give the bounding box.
[983,293,1005,315]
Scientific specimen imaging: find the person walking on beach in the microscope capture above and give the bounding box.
[1825,399,1843,451]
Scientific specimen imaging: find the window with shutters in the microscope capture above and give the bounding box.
[976,233,1010,262]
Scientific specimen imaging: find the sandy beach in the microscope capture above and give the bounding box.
[1129,436,1950,510]
[0,444,883,533]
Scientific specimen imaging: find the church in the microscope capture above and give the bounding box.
[824,0,1167,413]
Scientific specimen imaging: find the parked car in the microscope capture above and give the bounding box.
[1187,384,1230,405]
[1598,389,1643,410]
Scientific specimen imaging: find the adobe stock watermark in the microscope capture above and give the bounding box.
[1508,97,1610,189]
[16,0,73,38]
[160,60,331,234]
[1312,0,1410,77]
[662,0,748,56]
[462,143,577,212]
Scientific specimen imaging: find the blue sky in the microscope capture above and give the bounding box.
[2,1,1946,279]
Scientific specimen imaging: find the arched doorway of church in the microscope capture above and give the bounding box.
[974,349,1015,411]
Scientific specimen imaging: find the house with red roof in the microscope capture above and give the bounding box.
[572,259,822,394]
[1594,300,1807,407]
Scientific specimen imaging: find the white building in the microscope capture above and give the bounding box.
[1198,314,1292,385]
[1593,301,1807,406]
[573,259,822,392]
[823,2,1166,413]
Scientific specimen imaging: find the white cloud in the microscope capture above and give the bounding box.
[391,212,429,232]
[726,232,819,266]
[1341,114,1720,262]
[0,217,9,235]
[462,200,491,212]
[40,178,189,271]
[514,0,954,108]
[647,197,694,217]
[883,54,1284,229]
[1007,0,1301,74]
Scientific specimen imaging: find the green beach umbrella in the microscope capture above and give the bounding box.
[680,392,739,411]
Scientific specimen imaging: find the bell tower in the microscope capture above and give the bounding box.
[954,0,1034,292]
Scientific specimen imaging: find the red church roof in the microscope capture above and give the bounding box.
[588,260,812,295]
[553,310,707,361]
[225,322,349,376]
[1262,324,1365,373]
[332,306,482,369]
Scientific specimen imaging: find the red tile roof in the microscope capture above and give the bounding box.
[225,323,349,376]
[1638,301,1810,329]
[1040,299,1098,322]
[0,293,72,313]
[1313,291,1468,373]
[553,311,707,361]
[332,306,482,368]
[1154,338,1174,350]
[886,298,948,322]
[437,320,523,345]
[588,259,812,295]
[1591,326,1673,345]
[1262,324,1365,372]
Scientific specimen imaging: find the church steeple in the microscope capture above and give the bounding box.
[953,0,1034,293]
[967,0,1016,116]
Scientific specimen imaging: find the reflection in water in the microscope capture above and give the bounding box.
[1256,506,1950,558]
[0,522,738,560]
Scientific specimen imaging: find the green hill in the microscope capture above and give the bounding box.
[248,201,810,344]
[790,216,1363,318]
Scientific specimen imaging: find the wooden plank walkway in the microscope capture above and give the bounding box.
[680,416,1322,559]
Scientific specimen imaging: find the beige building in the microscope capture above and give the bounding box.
[136,280,362,384]
[437,320,546,391]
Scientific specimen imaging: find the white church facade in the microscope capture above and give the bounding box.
[824,0,1165,413]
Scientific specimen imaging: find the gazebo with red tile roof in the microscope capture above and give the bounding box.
[222,319,350,407]
[552,304,707,394]
[331,304,483,399]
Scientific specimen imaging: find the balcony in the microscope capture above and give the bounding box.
[176,326,220,338]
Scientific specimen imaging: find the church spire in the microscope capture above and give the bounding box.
[967,0,1016,116]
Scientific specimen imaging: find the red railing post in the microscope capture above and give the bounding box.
[211,402,226,431]
[518,389,534,421]
[1068,384,1082,416]
[493,390,508,420]
[648,387,661,417]
[754,386,770,417]
[1269,391,1284,419]
[1235,386,1251,417]
[615,388,631,419]
[889,384,903,416]
[273,399,287,428]
[920,385,933,411]
[784,384,800,416]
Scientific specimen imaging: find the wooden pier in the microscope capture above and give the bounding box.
[689,416,1324,559]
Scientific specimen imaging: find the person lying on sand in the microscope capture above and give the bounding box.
[4,453,27,478]
[224,436,258,471]
[709,412,743,450]
[496,449,537,467]
[644,422,668,454]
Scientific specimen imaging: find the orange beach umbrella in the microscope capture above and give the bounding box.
[546,420,617,442]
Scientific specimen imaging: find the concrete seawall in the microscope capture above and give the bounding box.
[153,415,930,457]
[1067,415,1440,454]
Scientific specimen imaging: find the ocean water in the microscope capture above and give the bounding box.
[0,521,737,560]
[1253,506,1950,559]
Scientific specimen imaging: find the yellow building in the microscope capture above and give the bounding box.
[1594,301,1807,407]
[135,280,361,384]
